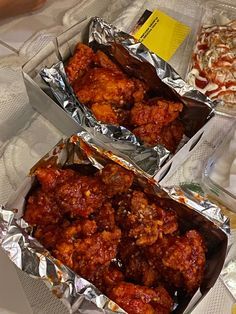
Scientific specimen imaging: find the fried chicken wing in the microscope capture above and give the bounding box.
[141,235,178,288]
[73,68,137,107]
[34,224,60,250]
[162,230,206,293]
[102,264,124,289]
[55,176,105,218]
[73,228,121,280]
[62,219,97,240]
[119,238,159,287]
[142,230,206,294]
[133,120,184,151]
[93,202,116,232]
[91,102,130,126]
[53,241,74,269]
[108,282,173,314]
[65,43,96,83]
[130,99,183,127]
[35,219,97,253]
[35,167,77,191]
[128,190,162,246]
[24,189,62,226]
[118,190,178,246]
[95,50,148,103]
[94,50,123,74]
[91,102,119,125]
[52,219,97,270]
[132,78,149,103]
[133,123,162,147]
[53,224,121,276]
[158,120,184,152]
[112,191,132,228]
[90,264,125,292]
[101,163,134,197]
[144,236,174,263]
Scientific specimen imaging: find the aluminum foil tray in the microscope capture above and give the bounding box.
[0,133,229,314]
[22,17,217,184]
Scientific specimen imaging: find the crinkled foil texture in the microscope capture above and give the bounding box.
[0,209,124,314]
[40,17,217,177]
[165,184,230,234]
[0,135,230,314]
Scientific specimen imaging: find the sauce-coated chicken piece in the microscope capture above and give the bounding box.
[34,224,61,250]
[130,99,183,127]
[108,282,173,314]
[35,167,77,191]
[88,264,124,292]
[53,219,121,274]
[144,236,177,266]
[132,78,149,103]
[116,190,178,246]
[102,265,124,289]
[133,120,184,152]
[93,202,116,232]
[73,228,121,280]
[24,189,62,226]
[119,238,160,287]
[68,47,148,107]
[162,230,206,294]
[91,103,119,125]
[100,163,134,197]
[128,190,164,246]
[94,50,148,103]
[157,120,184,152]
[65,43,96,83]
[73,68,139,107]
[94,50,123,74]
[91,102,130,126]
[55,176,105,218]
[52,219,97,270]
[54,241,74,269]
[141,235,178,287]
[62,219,98,240]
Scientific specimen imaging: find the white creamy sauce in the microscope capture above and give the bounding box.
[187,20,236,107]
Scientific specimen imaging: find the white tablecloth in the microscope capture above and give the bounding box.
[0,0,235,313]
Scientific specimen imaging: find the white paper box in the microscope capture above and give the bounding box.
[22,18,215,185]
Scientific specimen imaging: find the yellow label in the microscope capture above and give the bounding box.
[134,9,190,61]
[232,304,236,314]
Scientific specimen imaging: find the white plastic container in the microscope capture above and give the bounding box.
[203,122,236,212]
[128,0,204,79]
[186,1,236,117]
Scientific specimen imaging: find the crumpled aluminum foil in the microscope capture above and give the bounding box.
[164,184,230,234]
[0,203,125,314]
[40,17,217,177]
[0,134,230,314]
